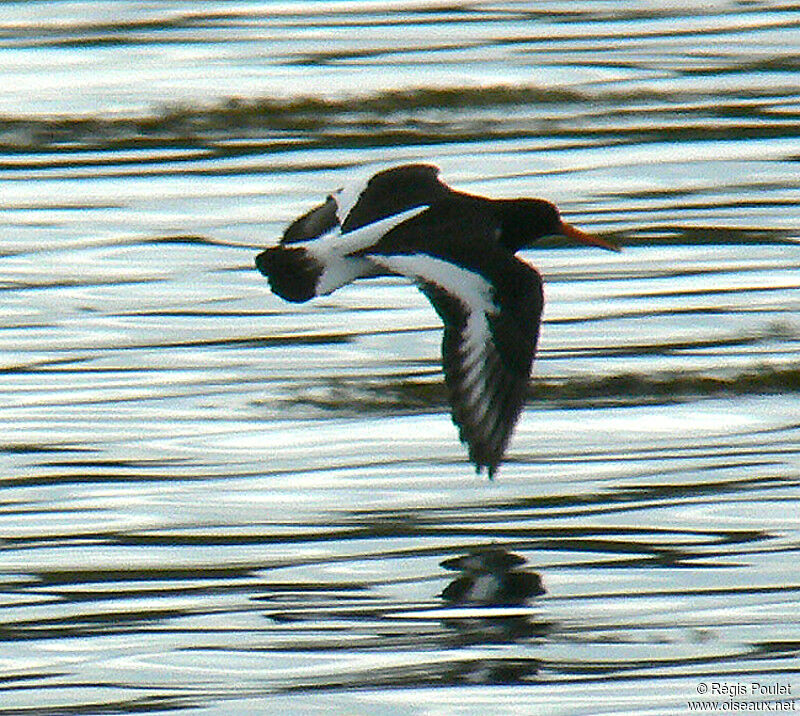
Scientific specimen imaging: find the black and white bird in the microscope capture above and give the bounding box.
[255,164,618,478]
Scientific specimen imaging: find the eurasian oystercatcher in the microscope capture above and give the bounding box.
[256,164,618,478]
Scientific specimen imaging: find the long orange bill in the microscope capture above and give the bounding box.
[560,222,621,252]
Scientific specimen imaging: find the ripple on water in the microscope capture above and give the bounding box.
[2,1,800,713]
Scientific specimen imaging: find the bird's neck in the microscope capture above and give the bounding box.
[491,199,536,252]
[447,193,528,252]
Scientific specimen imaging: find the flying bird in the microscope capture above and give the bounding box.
[255,164,618,478]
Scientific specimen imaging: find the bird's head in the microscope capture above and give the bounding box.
[498,198,620,253]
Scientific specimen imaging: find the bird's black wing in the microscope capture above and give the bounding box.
[280,196,338,245]
[366,205,544,477]
[422,261,542,478]
[279,164,450,245]
[339,164,452,231]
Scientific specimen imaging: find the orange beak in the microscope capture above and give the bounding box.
[560,222,621,252]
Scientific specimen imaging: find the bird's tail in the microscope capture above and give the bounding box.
[255,246,323,303]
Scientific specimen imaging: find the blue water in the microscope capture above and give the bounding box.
[1,2,800,714]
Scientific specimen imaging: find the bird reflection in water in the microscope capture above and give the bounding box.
[439,546,551,654]
[441,547,544,605]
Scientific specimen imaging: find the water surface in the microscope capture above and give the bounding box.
[1,2,800,714]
